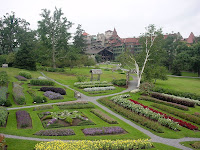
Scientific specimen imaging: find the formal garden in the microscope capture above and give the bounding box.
[0,65,199,150]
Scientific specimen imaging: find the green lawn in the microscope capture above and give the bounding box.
[155,77,200,95]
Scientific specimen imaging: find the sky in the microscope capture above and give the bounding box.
[0,0,200,38]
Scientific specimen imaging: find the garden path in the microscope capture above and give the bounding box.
[3,72,200,150]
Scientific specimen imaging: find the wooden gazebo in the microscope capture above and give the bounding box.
[90,69,102,81]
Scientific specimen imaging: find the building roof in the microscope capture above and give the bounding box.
[111,28,120,38]
[121,38,139,43]
[90,69,102,74]
[187,32,195,44]
[83,32,89,36]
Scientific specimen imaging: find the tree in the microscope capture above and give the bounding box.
[0,12,30,54]
[119,25,163,87]
[190,42,200,76]
[73,24,86,53]
[38,8,72,68]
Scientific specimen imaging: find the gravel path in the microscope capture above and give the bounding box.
[2,72,200,150]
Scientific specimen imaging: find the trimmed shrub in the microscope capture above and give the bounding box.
[40,87,66,95]
[34,105,53,111]
[30,79,54,86]
[15,75,27,81]
[0,71,8,86]
[0,107,8,126]
[91,109,118,124]
[44,91,63,100]
[0,87,8,106]
[35,139,153,150]
[82,126,125,135]
[58,103,94,109]
[99,98,164,133]
[139,96,189,111]
[16,110,32,128]
[151,103,200,125]
[112,79,126,86]
[13,82,25,105]
[19,71,32,79]
[152,87,200,100]
[151,92,195,107]
[35,129,75,136]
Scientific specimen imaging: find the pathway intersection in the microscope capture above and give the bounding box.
[2,72,200,150]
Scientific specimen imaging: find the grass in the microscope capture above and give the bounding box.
[155,77,200,95]
[180,141,200,150]
[0,102,149,140]
[4,138,181,150]
[98,92,200,139]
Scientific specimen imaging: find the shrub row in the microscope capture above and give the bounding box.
[30,79,55,86]
[15,75,27,81]
[0,107,8,126]
[84,86,115,92]
[45,67,65,72]
[152,87,200,100]
[0,87,7,106]
[35,139,153,150]
[35,129,75,136]
[112,79,126,86]
[130,99,198,130]
[13,82,25,105]
[151,103,200,125]
[151,92,195,107]
[34,105,53,111]
[139,96,189,111]
[58,103,94,109]
[27,89,47,103]
[74,81,108,86]
[99,98,164,133]
[16,110,32,128]
[19,71,32,79]
[40,87,66,95]
[76,84,113,88]
[91,109,118,124]
[82,126,125,136]
[0,71,8,86]
[44,91,63,100]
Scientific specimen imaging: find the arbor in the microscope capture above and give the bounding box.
[0,12,30,54]
[38,8,72,68]
[119,25,163,87]
[73,24,86,53]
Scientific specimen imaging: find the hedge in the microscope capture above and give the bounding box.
[19,71,32,79]
[30,79,54,86]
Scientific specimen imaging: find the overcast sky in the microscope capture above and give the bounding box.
[0,0,200,38]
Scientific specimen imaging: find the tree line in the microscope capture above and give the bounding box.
[0,8,94,70]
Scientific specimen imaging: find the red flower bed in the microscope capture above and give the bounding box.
[129,99,198,130]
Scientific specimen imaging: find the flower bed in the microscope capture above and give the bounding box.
[44,91,63,100]
[74,81,108,86]
[151,92,196,107]
[0,107,8,127]
[15,75,27,81]
[99,98,164,133]
[139,96,189,111]
[58,103,94,109]
[13,82,25,105]
[91,109,118,124]
[0,87,7,106]
[19,71,32,79]
[130,99,198,130]
[16,110,32,128]
[40,87,66,95]
[82,126,125,136]
[151,103,200,125]
[0,71,8,86]
[35,129,75,136]
[33,105,53,111]
[27,89,47,103]
[35,139,153,150]
[30,79,54,86]
[84,86,115,92]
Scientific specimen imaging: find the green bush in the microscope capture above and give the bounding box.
[65,117,73,125]
[76,75,87,82]
[46,67,64,72]
[77,120,95,126]
[33,96,47,103]
[30,79,55,86]
[191,142,200,149]
[19,71,32,79]
[0,87,8,106]
[0,71,8,86]
[112,79,126,86]
[0,107,8,126]
[140,82,154,95]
